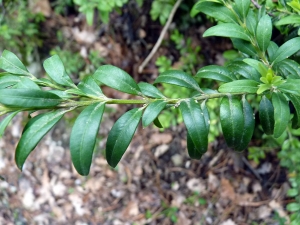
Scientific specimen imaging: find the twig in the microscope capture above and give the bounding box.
[242,156,263,181]
[138,0,183,73]
[251,0,261,9]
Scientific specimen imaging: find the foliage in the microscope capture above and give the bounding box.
[150,0,176,25]
[1,2,300,222]
[0,0,43,63]
[73,0,128,25]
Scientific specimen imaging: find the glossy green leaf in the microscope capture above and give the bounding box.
[235,0,250,19]
[66,88,86,96]
[272,92,290,138]
[77,76,104,97]
[235,96,255,151]
[0,111,20,138]
[276,15,300,26]
[0,75,21,88]
[0,50,31,76]
[267,41,279,60]
[70,103,105,175]
[256,15,272,52]
[226,61,261,82]
[271,37,300,64]
[186,131,205,159]
[153,117,163,128]
[203,23,250,41]
[154,70,202,92]
[0,89,62,108]
[43,55,75,88]
[243,58,268,76]
[48,90,72,99]
[245,10,257,35]
[273,59,300,78]
[257,83,271,94]
[278,79,300,96]
[220,96,244,149]
[142,100,167,127]
[201,101,210,131]
[179,99,208,158]
[106,108,143,167]
[191,2,237,23]
[0,89,61,108]
[219,80,259,93]
[231,38,256,56]
[93,65,141,95]
[259,95,274,135]
[196,65,236,82]
[138,82,166,99]
[15,110,66,170]
[14,77,40,90]
[288,93,300,128]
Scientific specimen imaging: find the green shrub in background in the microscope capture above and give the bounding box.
[2,0,300,223]
[0,0,43,63]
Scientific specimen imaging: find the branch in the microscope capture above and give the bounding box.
[251,0,261,9]
[138,0,183,73]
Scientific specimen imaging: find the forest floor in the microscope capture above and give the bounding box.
[0,1,292,224]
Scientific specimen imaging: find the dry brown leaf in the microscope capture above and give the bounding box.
[220,178,235,201]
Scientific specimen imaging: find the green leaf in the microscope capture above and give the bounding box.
[256,15,272,52]
[220,96,244,149]
[235,96,255,151]
[201,101,210,131]
[0,89,61,108]
[43,55,75,88]
[272,92,290,138]
[287,188,299,197]
[226,60,261,82]
[0,75,21,88]
[142,100,167,127]
[0,50,31,76]
[14,77,40,90]
[267,41,279,60]
[70,103,105,176]
[106,108,143,167]
[93,65,141,95]
[273,59,300,78]
[271,37,300,64]
[231,38,256,56]
[77,76,104,97]
[259,95,274,135]
[246,10,258,35]
[276,15,300,26]
[203,23,250,41]
[287,203,300,212]
[179,99,208,158]
[138,82,166,99]
[153,117,163,128]
[0,111,20,138]
[15,110,66,170]
[196,65,236,82]
[219,80,259,93]
[278,79,300,96]
[257,83,271,94]
[191,2,237,23]
[288,93,300,128]
[243,58,268,76]
[187,131,205,159]
[235,0,250,19]
[48,90,72,99]
[66,88,86,96]
[154,70,202,92]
